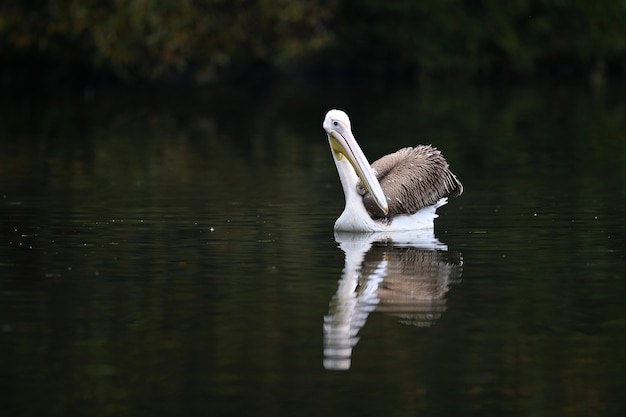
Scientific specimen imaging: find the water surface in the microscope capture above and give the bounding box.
[2,80,626,416]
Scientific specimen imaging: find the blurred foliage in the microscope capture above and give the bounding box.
[1,0,626,82]
[0,0,336,82]
[331,0,626,79]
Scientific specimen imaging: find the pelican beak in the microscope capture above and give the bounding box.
[328,130,389,215]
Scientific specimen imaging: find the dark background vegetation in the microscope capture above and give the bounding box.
[2,0,626,89]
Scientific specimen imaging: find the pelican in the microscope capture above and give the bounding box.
[323,109,463,232]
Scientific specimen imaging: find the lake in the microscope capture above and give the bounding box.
[2,79,626,416]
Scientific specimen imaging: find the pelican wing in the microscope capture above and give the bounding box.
[358,145,463,218]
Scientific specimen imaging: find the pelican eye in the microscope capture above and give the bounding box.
[333,121,338,127]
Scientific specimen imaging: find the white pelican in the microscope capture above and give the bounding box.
[323,109,463,232]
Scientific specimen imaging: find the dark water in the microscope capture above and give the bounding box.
[2,80,626,416]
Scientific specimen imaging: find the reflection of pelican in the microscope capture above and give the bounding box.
[323,110,463,232]
[323,231,462,370]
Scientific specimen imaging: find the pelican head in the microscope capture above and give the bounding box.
[323,110,389,215]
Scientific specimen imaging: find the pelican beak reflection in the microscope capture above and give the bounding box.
[324,111,389,215]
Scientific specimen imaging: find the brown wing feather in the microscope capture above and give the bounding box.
[357,145,463,218]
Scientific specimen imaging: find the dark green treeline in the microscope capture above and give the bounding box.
[1,0,626,84]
